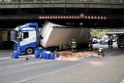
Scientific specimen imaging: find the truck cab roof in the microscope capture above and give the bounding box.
[15,23,38,32]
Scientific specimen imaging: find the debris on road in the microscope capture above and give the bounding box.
[10,50,98,61]
[59,50,98,61]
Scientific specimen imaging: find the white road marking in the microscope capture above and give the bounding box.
[24,60,51,65]
[15,60,85,83]
[0,55,34,60]
[0,57,11,60]
[120,79,124,83]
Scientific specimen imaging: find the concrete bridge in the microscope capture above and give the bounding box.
[0,0,124,8]
[0,0,124,28]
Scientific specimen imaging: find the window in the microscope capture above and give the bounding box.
[23,32,29,39]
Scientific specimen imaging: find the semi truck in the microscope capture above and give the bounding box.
[13,22,92,55]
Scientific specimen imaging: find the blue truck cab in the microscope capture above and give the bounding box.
[13,23,39,55]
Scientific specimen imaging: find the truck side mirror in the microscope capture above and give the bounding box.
[17,36,22,41]
[19,38,22,41]
[40,36,43,39]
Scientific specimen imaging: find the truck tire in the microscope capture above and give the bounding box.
[26,48,34,55]
[49,46,59,52]
[118,45,121,48]
[56,46,59,51]
[59,46,63,51]
[53,46,59,52]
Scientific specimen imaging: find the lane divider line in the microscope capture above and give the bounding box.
[120,79,124,83]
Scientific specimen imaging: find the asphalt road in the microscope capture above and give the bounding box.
[0,50,12,58]
[0,43,124,83]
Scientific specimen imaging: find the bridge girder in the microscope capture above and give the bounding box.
[0,3,124,9]
[0,0,123,28]
[0,18,123,28]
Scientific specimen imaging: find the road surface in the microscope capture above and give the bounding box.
[0,43,124,83]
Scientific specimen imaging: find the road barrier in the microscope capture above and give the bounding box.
[34,50,40,58]
[13,50,19,59]
[34,49,60,60]
[50,53,55,59]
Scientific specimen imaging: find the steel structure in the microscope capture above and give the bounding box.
[0,0,124,4]
[0,0,124,8]
[0,0,123,28]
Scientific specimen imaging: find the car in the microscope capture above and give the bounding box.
[99,39,109,45]
[92,38,98,44]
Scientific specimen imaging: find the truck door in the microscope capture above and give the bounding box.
[20,32,29,46]
[20,31,36,48]
[20,31,37,54]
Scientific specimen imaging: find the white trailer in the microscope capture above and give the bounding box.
[40,22,91,49]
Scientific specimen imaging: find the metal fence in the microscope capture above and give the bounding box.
[0,0,124,4]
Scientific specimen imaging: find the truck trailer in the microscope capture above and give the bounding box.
[0,30,14,49]
[13,22,92,54]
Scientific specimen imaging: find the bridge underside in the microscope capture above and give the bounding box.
[0,8,123,28]
[0,0,124,9]
[0,19,123,28]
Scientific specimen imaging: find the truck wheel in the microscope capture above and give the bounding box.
[54,46,59,52]
[118,45,121,48]
[26,48,34,55]
[51,46,59,52]
[59,46,63,51]
[57,46,60,51]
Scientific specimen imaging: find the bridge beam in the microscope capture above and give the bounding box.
[0,3,124,9]
[0,15,123,20]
